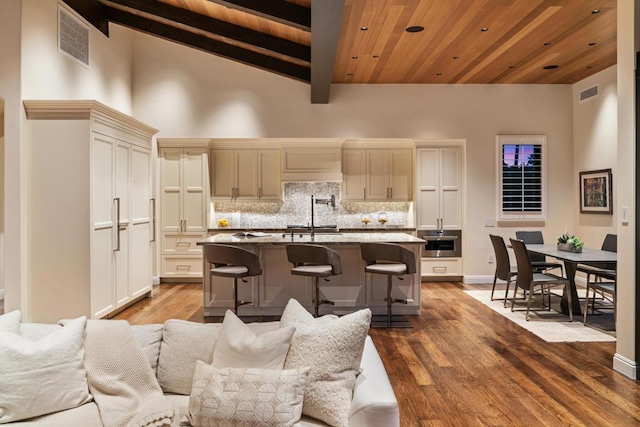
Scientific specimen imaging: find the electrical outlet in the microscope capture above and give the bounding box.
[488,254,495,263]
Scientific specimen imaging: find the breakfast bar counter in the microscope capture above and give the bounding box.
[198,233,424,317]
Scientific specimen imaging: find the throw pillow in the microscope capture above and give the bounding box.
[157,320,223,395]
[0,310,20,334]
[0,316,91,423]
[131,324,164,373]
[188,361,309,427]
[211,310,295,370]
[280,298,371,427]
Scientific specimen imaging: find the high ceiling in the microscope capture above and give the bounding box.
[64,0,617,103]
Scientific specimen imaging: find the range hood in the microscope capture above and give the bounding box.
[280,140,344,182]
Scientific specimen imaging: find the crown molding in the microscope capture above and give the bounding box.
[23,100,158,138]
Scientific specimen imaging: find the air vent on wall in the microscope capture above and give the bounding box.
[58,5,89,68]
[579,85,599,102]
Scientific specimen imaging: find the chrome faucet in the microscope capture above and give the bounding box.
[310,194,336,237]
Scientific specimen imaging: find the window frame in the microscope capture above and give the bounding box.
[496,134,547,222]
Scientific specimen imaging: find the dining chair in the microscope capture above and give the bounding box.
[286,244,343,317]
[489,235,518,307]
[515,231,564,276]
[509,238,573,322]
[576,234,617,285]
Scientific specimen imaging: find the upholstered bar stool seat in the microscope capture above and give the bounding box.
[361,242,415,328]
[203,244,262,315]
[286,244,342,317]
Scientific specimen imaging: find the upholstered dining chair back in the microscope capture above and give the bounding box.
[514,231,545,263]
[360,242,416,275]
[600,234,617,271]
[509,238,535,291]
[489,234,512,282]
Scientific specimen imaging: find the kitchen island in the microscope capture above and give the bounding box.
[198,232,425,317]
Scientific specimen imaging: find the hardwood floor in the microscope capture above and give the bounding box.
[115,281,640,427]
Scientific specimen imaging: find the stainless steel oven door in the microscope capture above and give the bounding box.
[418,230,462,258]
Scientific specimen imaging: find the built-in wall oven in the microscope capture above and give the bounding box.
[417,230,462,258]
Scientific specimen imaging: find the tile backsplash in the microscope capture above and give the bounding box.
[213,182,412,229]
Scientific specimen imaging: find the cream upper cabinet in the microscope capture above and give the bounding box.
[343,148,413,201]
[416,147,462,230]
[211,148,281,201]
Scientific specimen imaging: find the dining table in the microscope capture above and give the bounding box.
[524,244,617,315]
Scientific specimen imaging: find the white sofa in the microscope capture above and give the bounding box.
[7,319,400,427]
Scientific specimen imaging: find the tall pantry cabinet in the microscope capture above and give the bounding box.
[158,140,209,280]
[23,101,157,323]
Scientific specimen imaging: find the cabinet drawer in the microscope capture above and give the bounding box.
[161,256,203,277]
[421,258,462,276]
[161,233,205,254]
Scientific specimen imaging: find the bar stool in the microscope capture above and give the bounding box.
[203,244,262,315]
[361,242,415,328]
[286,244,342,317]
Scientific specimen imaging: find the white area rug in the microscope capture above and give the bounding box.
[464,289,616,343]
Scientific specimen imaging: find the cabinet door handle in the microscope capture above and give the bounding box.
[389,187,393,199]
[363,188,366,200]
[258,187,262,198]
[114,198,121,252]
[150,198,156,242]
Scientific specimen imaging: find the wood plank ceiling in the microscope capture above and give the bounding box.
[63,0,617,103]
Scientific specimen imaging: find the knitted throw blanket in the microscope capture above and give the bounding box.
[83,320,173,427]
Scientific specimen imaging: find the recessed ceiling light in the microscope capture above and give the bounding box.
[544,42,552,46]
[591,9,600,14]
[352,56,359,59]
[480,27,489,32]
[543,65,559,70]
[405,26,424,33]
[588,42,597,46]
[360,26,368,31]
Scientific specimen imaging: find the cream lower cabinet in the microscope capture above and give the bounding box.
[210,148,282,201]
[421,258,462,277]
[24,100,156,323]
[342,147,414,201]
[416,147,462,230]
[159,141,209,280]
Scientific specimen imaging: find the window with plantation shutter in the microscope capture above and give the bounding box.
[496,135,546,221]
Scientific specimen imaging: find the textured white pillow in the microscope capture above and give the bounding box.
[157,320,223,395]
[188,361,309,427]
[0,316,91,423]
[0,310,21,334]
[280,298,371,427]
[212,310,295,370]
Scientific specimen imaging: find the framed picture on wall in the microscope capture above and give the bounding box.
[579,168,613,214]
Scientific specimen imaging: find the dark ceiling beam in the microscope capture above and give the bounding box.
[62,0,109,36]
[104,7,310,82]
[310,0,345,104]
[206,0,311,31]
[103,0,309,62]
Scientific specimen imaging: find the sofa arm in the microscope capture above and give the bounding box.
[348,336,400,427]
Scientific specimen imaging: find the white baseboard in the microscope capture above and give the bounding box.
[0,289,4,300]
[463,275,493,284]
[613,353,637,379]
[152,276,160,286]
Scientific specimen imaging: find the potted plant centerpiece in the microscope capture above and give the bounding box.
[557,233,584,253]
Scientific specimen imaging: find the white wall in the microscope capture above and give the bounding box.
[132,32,575,278]
[572,66,617,245]
[21,0,134,114]
[613,0,637,377]
[0,0,24,313]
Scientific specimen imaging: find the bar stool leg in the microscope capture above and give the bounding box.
[232,278,239,315]
[313,277,319,318]
[386,276,393,327]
